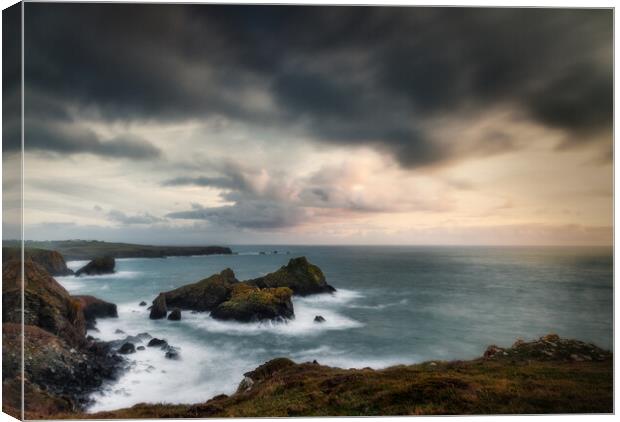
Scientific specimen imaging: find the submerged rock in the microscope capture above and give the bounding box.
[75,256,115,276]
[118,342,136,354]
[314,315,326,323]
[137,346,145,351]
[210,284,294,322]
[165,347,180,360]
[247,257,336,296]
[149,294,168,320]
[167,308,182,321]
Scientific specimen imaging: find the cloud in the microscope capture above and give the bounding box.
[106,209,165,225]
[4,115,162,159]
[20,5,611,168]
[166,200,306,229]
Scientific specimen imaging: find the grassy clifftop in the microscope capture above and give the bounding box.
[56,334,612,418]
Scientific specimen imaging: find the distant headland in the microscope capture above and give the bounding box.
[2,240,232,261]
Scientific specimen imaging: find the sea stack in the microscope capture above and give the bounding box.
[75,256,116,276]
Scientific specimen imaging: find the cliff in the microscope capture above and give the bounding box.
[3,246,74,276]
[2,260,123,418]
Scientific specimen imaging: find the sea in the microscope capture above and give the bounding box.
[55,245,613,413]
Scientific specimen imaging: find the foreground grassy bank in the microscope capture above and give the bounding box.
[53,335,612,418]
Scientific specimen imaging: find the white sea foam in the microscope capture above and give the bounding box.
[348,298,409,310]
[183,299,363,337]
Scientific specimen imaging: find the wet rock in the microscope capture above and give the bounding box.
[147,338,168,348]
[167,308,182,321]
[165,347,180,360]
[137,346,145,351]
[314,315,326,323]
[115,329,125,334]
[118,342,136,354]
[149,294,168,320]
[139,301,147,306]
[75,256,115,276]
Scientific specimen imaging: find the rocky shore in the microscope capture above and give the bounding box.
[2,259,126,419]
[52,334,612,418]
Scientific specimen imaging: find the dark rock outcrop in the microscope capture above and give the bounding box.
[118,342,136,354]
[161,268,238,312]
[247,257,336,296]
[147,338,168,348]
[3,247,74,276]
[73,295,118,330]
[167,308,182,321]
[210,284,294,322]
[3,323,123,415]
[139,301,147,306]
[137,346,145,351]
[314,315,326,323]
[165,347,180,360]
[149,258,332,323]
[3,260,86,346]
[75,256,115,276]
[149,294,168,319]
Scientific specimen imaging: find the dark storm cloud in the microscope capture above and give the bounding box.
[23,4,612,167]
[16,120,161,159]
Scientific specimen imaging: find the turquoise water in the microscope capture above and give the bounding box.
[56,245,613,412]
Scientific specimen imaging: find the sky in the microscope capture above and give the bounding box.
[2,4,613,245]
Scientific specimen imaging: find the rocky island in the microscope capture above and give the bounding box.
[75,257,116,276]
[148,257,335,322]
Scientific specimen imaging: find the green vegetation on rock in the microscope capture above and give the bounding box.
[210,284,294,322]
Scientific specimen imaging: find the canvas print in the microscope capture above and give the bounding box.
[1,2,614,419]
